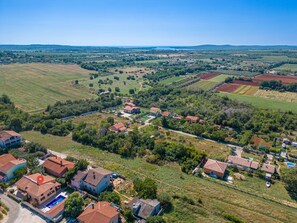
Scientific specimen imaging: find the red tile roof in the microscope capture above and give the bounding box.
[0,131,21,141]
[227,156,259,170]
[162,111,171,117]
[77,202,119,223]
[186,116,199,122]
[0,154,26,173]
[42,156,75,176]
[204,159,227,175]
[150,107,161,112]
[46,200,65,218]
[261,164,276,174]
[111,123,127,132]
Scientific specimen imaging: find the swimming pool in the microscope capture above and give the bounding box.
[46,195,66,209]
[286,162,296,168]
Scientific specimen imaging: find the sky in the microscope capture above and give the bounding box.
[0,0,297,46]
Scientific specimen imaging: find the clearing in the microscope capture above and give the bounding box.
[22,131,297,223]
[0,63,93,113]
[274,64,297,72]
[254,90,297,103]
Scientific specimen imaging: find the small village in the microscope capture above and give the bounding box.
[0,100,297,223]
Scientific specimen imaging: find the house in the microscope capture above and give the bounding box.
[162,111,172,117]
[203,158,227,179]
[128,198,161,220]
[185,116,199,123]
[0,154,26,181]
[292,142,297,147]
[227,156,259,171]
[150,107,161,116]
[42,156,75,177]
[77,202,120,223]
[172,114,183,120]
[15,173,61,205]
[110,123,127,133]
[45,200,65,222]
[199,119,205,124]
[261,164,276,180]
[0,130,22,148]
[124,102,140,114]
[71,167,112,195]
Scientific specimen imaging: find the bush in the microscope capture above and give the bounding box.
[223,213,244,223]
[9,189,14,194]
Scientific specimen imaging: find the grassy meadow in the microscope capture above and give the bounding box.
[22,130,297,223]
[0,63,93,113]
[275,63,297,72]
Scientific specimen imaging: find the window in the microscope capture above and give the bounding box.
[40,197,45,201]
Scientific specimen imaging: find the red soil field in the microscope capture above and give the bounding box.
[200,72,220,80]
[232,80,259,86]
[217,83,240,92]
[253,74,297,85]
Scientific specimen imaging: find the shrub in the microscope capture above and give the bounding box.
[223,213,244,223]
[9,189,14,194]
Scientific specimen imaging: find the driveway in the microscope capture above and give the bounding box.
[0,194,47,223]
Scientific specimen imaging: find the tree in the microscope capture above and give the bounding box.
[282,168,297,195]
[9,118,22,132]
[146,216,166,223]
[98,191,121,205]
[76,159,89,171]
[157,192,172,207]
[27,158,39,172]
[74,80,79,85]
[123,208,135,223]
[115,87,120,92]
[107,117,114,125]
[14,168,27,180]
[134,178,157,199]
[64,192,84,218]
[129,89,135,94]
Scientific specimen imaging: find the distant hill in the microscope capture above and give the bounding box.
[0,44,297,51]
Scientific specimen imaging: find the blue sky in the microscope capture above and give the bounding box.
[0,0,296,46]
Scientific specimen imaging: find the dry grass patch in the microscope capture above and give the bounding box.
[255,90,297,103]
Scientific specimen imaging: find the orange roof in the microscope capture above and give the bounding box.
[261,164,276,174]
[111,123,126,131]
[77,202,119,223]
[186,116,199,122]
[0,154,25,173]
[227,156,259,170]
[46,200,65,218]
[125,102,136,107]
[204,159,227,175]
[0,131,21,141]
[150,107,161,112]
[42,156,75,176]
[16,173,60,197]
[162,111,171,117]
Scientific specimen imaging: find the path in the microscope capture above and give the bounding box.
[0,194,46,223]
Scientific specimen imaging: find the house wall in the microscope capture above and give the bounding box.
[0,136,22,148]
[44,167,67,178]
[204,168,224,178]
[26,186,59,205]
[82,174,111,195]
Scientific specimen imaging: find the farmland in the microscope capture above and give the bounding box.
[233,85,258,96]
[274,63,297,72]
[22,130,297,223]
[254,90,297,103]
[186,80,217,90]
[186,74,229,91]
[0,63,93,112]
[254,74,297,85]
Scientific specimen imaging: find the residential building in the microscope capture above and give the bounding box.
[150,107,161,116]
[172,114,183,120]
[162,111,172,117]
[124,102,140,114]
[45,200,65,222]
[128,198,161,220]
[203,158,227,179]
[42,156,75,177]
[15,173,61,205]
[261,163,276,180]
[185,115,199,123]
[0,130,22,148]
[71,167,112,195]
[0,154,26,181]
[110,123,127,133]
[77,202,120,223]
[227,156,259,171]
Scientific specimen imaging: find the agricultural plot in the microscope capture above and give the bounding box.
[200,72,220,80]
[255,90,297,103]
[159,75,191,85]
[186,80,217,90]
[254,74,297,85]
[0,63,93,113]
[217,83,240,92]
[274,63,297,72]
[233,85,258,96]
[208,74,230,83]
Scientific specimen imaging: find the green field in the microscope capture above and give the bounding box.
[0,63,93,113]
[275,63,297,72]
[186,80,217,90]
[262,56,297,62]
[159,76,190,85]
[208,74,230,83]
[22,130,297,223]
[219,93,297,112]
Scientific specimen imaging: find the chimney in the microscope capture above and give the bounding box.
[92,203,94,209]
[93,172,96,179]
[60,160,63,167]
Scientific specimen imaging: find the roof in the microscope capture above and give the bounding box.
[186,116,199,122]
[77,202,119,223]
[204,159,227,175]
[125,102,136,107]
[162,111,171,117]
[124,106,134,111]
[46,200,65,218]
[111,123,126,131]
[129,198,160,220]
[261,164,276,174]
[83,167,112,187]
[15,173,60,197]
[227,156,259,169]
[0,154,26,173]
[42,156,75,176]
[0,130,21,141]
[150,107,161,112]
[72,170,87,183]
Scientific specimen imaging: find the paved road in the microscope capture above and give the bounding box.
[0,193,46,223]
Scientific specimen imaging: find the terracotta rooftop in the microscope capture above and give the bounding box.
[204,159,227,175]
[42,156,75,176]
[162,111,171,117]
[261,164,276,174]
[111,123,126,131]
[186,115,199,122]
[227,156,259,169]
[46,200,65,218]
[150,107,161,112]
[125,102,136,107]
[0,154,26,173]
[15,173,60,197]
[83,167,112,187]
[77,202,119,223]
[0,130,21,141]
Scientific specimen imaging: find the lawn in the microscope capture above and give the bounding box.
[22,130,297,223]
[219,92,297,112]
[0,63,93,113]
[208,74,230,83]
[275,63,297,72]
[186,80,217,90]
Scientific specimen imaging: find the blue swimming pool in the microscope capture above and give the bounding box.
[46,195,66,209]
[286,162,296,168]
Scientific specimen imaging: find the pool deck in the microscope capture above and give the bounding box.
[41,192,68,213]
